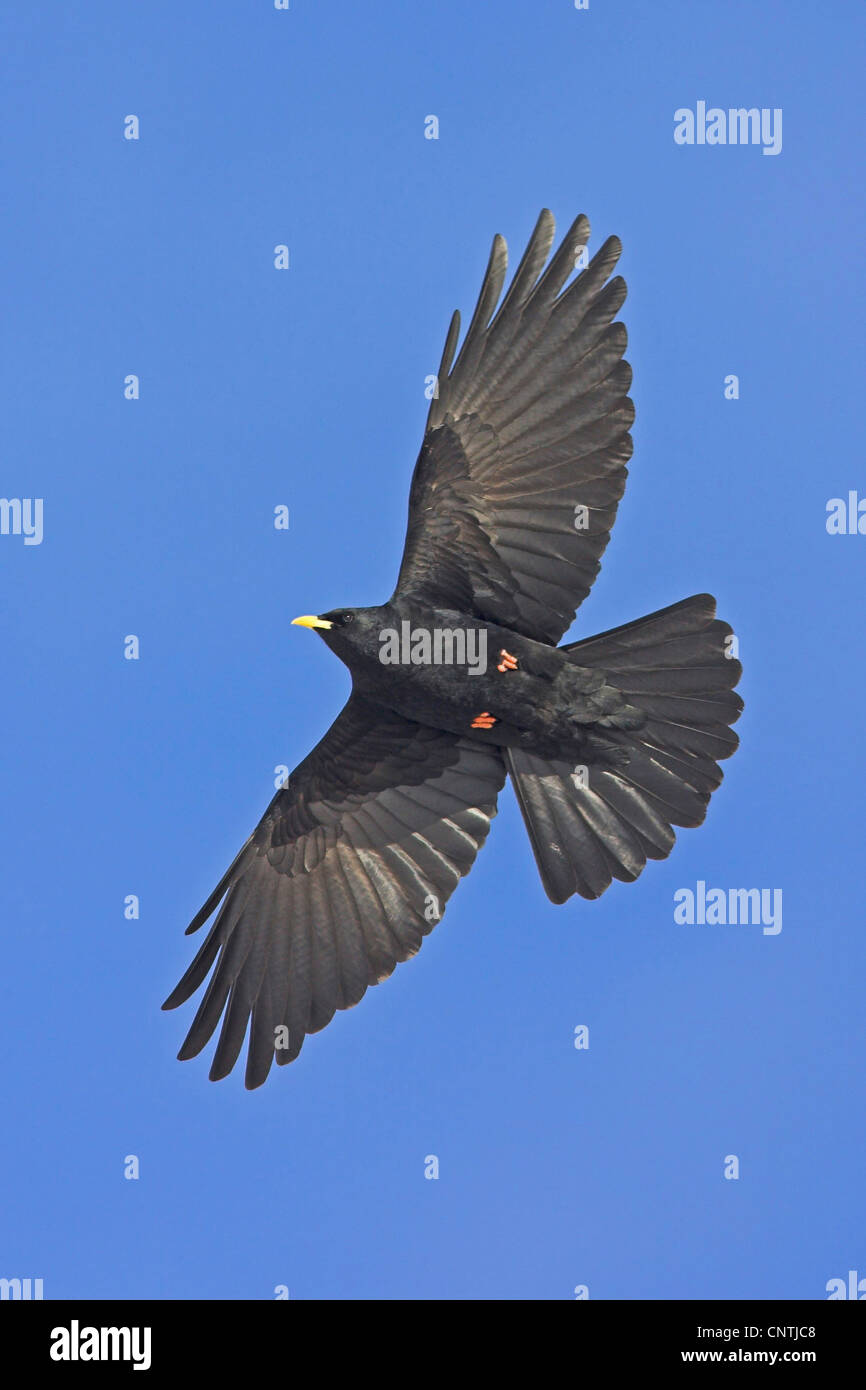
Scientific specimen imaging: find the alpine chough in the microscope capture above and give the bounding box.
[164,209,743,1087]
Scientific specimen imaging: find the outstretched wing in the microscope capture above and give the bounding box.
[163,694,505,1088]
[394,209,634,644]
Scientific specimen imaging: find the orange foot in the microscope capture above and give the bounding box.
[471,712,498,730]
[496,649,518,673]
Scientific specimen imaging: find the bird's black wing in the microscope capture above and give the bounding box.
[394,209,634,644]
[163,693,505,1087]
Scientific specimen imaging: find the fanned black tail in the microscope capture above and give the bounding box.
[506,594,743,902]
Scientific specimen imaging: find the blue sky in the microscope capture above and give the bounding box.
[1,0,864,1300]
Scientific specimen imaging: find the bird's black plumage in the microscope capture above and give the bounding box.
[163,209,742,1088]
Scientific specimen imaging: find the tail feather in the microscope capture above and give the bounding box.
[507,595,742,903]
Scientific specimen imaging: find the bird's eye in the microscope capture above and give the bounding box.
[342,612,354,624]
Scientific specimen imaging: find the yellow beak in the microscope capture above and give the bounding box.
[292,614,333,630]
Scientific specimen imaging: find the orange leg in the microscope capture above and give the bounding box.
[496,649,518,673]
[471,712,498,730]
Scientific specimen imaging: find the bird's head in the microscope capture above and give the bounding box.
[291,606,389,665]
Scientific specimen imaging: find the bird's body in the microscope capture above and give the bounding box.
[164,209,743,1088]
[318,601,640,761]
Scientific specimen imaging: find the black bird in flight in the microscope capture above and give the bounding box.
[164,209,742,1088]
